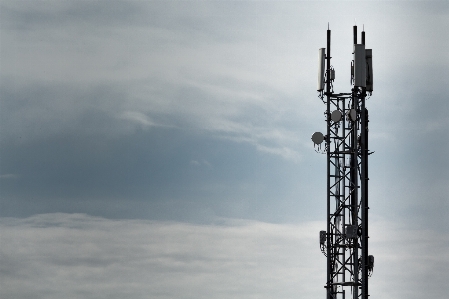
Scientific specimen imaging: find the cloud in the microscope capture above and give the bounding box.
[0,174,18,179]
[0,0,448,249]
[190,159,211,167]
[0,213,447,299]
[369,217,449,299]
[119,111,157,128]
[0,213,324,299]
[0,0,319,160]
[1,0,448,162]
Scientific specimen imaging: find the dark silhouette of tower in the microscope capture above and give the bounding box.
[312,24,374,299]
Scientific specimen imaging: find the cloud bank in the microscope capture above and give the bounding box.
[1,213,448,299]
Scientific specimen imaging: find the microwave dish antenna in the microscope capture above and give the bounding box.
[331,110,342,122]
[312,132,325,145]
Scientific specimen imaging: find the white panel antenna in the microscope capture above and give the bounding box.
[317,48,326,91]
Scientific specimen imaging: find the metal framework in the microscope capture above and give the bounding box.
[314,26,374,299]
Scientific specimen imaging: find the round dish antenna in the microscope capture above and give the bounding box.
[312,132,325,145]
[331,110,342,122]
[347,109,357,121]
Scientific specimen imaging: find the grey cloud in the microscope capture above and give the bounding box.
[0,213,447,299]
[0,125,324,223]
[0,214,324,299]
[0,0,323,159]
[0,0,448,242]
[367,62,449,231]
[1,0,145,30]
[0,174,18,179]
[0,80,130,144]
[369,218,449,299]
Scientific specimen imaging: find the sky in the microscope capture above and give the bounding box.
[0,0,448,298]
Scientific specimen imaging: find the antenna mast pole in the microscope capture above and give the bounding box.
[325,25,332,299]
[314,25,374,299]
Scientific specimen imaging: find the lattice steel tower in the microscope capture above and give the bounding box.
[312,25,374,299]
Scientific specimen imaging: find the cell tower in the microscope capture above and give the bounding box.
[312,24,374,299]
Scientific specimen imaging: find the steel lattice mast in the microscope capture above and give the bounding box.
[312,25,374,299]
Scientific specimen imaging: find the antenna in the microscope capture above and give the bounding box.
[317,48,326,91]
[366,49,373,92]
[312,25,375,299]
[331,110,342,122]
[312,132,325,145]
[362,25,365,45]
[354,44,366,87]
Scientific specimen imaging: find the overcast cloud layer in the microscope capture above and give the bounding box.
[1,213,448,299]
[1,0,449,298]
